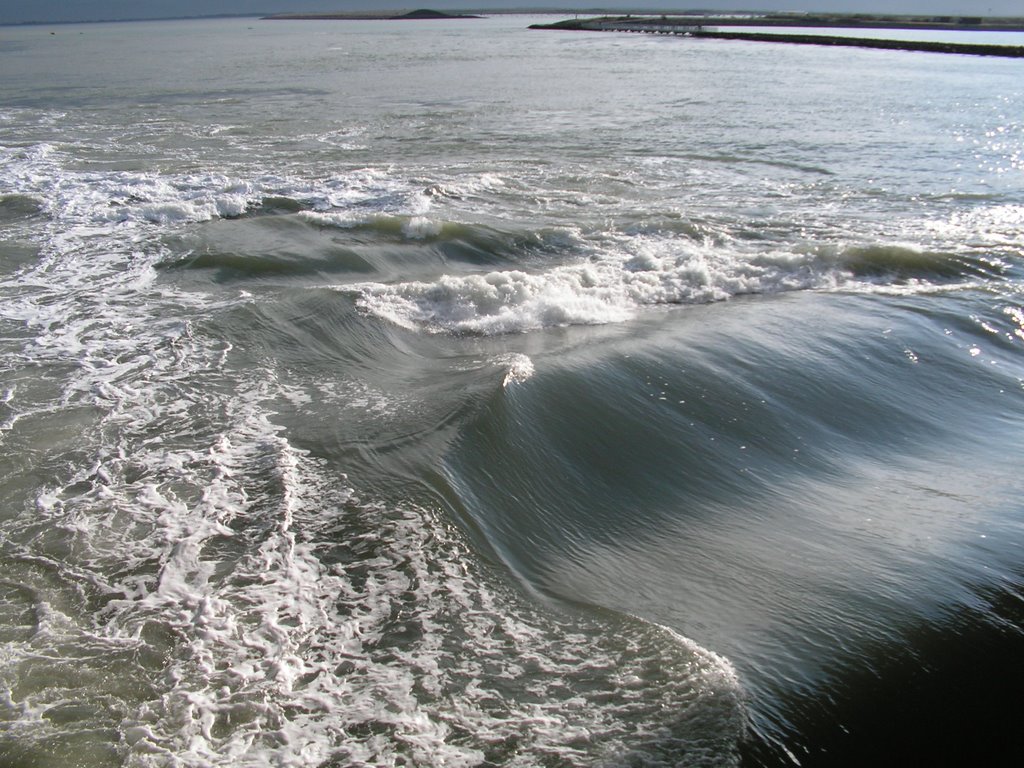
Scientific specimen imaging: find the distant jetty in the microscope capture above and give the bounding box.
[530,13,1024,59]
[264,9,481,21]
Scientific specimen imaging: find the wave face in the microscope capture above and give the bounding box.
[2,14,1024,768]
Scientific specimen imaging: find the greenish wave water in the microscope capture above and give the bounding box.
[1,15,1022,768]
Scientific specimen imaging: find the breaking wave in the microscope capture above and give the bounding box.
[0,142,746,768]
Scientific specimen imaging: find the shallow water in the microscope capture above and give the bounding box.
[1,14,1022,767]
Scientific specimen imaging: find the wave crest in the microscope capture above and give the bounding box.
[345,237,829,334]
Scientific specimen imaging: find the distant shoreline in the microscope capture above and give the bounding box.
[263,10,481,22]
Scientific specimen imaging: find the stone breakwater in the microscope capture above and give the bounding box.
[530,16,1024,59]
[696,31,1024,58]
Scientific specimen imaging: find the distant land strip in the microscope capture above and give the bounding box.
[264,9,480,21]
[530,15,1024,58]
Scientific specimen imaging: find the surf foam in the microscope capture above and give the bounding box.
[345,234,831,335]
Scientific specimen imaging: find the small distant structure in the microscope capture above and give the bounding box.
[586,17,707,35]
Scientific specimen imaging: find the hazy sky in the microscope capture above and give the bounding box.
[1,1,1021,25]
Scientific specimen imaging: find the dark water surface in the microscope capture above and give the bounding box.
[1,15,1022,767]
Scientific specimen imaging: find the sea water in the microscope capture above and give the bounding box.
[0,14,1022,767]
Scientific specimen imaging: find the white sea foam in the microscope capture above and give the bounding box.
[402,215,443,239]
[0,143,435,238]
[298,210,446,240]
[297,209,364,229]
[499,353,536,387]
[347,235,831,335]
[5,381,746,767]
[423,172,506,201]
